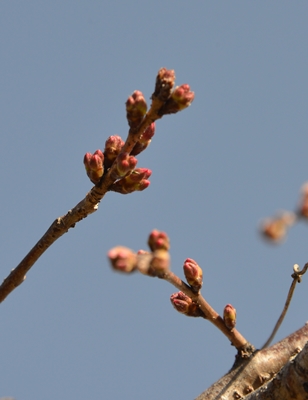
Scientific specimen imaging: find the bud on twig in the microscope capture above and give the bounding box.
[83,150,104,184]
[148,230,170,252]
[107,246,137,273]
[104,135,125,169]
[223,304,237,330]
[158,84,195,115]
[183,258,203,293]
[126,90,147,128]
[149,249,170,276]
[110,152,138,180]
[131,122,156,156]
[110,168,151,194]
[170,291,203,317]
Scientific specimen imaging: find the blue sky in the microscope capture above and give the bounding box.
[1,2,308,399]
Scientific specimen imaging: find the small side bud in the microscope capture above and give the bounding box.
[183,258,203,293]
[170,292,204,317]
[107,246,137,273]
[223,304,237,330]
[126,90,147,128]
[104,135,125,169]
[148,230,170,252]
[83,150,104,184]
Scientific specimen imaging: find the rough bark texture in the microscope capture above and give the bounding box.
[195,323,308,399]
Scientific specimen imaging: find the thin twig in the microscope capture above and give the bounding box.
[261,263,308,349]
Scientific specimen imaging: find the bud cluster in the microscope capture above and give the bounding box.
[131,122,156,156]
[170,291,203,317]
[107,246,137,274]
[83,150,105,184]
[103,135,125,169]
[148,230,170,252]
[110,168,151,194]
[126,90,147,128]
[261,212,296,242]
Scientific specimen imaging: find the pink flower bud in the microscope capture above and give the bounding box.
[126,90,147,128]
[104,135,125,169]
[298,182,308,218]
[261,212,295,242]
[110,168,152,194]
[107,246,137,273]
[223,304,237,330]
[83,150,104,184]
[148,230,170,252]
[110,152,137,179]
[152,68,176,102]
[158,84,195,115]
[183,258,203,293]
[170,292,203,317]
[131,122,156,156]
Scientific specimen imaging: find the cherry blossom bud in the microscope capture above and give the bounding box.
[107,246,137,273]
[148,230,170,252]
[298,182,308,218]
[110,168,152,194]
[183,258,203,293]
[158,84,195,115]
[131,122,156,156]
[170,292,203,317]
[104,135,125,169]
[83,150,104,184]
[223,304,237,330]
[261,212,296,242]
[126,90,147,128]
[149,249,170,276]
[152,68,176,102]
[110,152,138,180]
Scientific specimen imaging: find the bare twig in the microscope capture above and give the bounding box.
[261,262,308,349]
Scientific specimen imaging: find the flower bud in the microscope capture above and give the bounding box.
[152,68,175,102]
[170,292,203,317]
[298,182,308,218]
[183,258,203,293]
[131,122,156,156]
[126,90,147,128]
[83,150,104,184]
[110,168,152,194]
[107,246,137,273]
[104,135,125,169]
[148,230,170,252]
[110,152,138,180]
[158,84,195,115]
[261,212,295,242]
[223,304,237,330]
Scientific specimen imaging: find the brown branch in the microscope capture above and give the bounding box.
[261,263,308,349]
[195,323,308,400]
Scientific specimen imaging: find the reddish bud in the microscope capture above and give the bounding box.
[110,152,137,180]
[261,212,295,242]
[183,258,203,293]
[104,135,125,169]
[158,84,195,115]
[170,292,203,317]
[131,122,156,156]
[298,182,308,218]
[152,68,176,102]
[149,249,170,276]
[126,90,147,128]
[148,230,170,252]
[83,150,104,184]
[110,168,152,194]
[223,304,237,330]
[107,246,137,273]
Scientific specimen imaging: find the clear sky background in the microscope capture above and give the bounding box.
[1,2,308,399]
